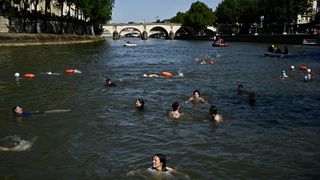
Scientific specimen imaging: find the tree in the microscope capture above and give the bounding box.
[171,12,186,24]
[215,0,312,34]
[183,1,216,35]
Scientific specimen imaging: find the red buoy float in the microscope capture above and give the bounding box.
[24,73,36,78]
[299,65,307,71]
[65,69,75,74]
[162,71,173,77]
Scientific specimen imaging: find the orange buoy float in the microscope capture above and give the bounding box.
[299,65,307,71]
[24,73,36,78]
[65,69,75,74]
[162,71,173,77]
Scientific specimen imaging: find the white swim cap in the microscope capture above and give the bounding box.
[14,72,20,77]
[307,69,311,73]
[48,72,52,75]
[290,65,295,70]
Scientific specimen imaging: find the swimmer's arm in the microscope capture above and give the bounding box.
[0,146,14,152]
[44,109,71,113]
[127,168,146,176]
[167,167,190,179]
[185,97,193,103]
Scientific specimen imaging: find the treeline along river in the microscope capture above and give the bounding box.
[0,39,319,179]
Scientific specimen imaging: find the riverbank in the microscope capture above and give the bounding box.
[0,33,105,47]
[176,34,319,45]
[219,34,319,44]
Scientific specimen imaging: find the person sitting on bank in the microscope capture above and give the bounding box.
[127,153,189,178]
[105,79,116,87]
[186,90,206,104]
[209,105,223,123]
[13,106,70,120]
[169,101,182,119]
[135,98,145,111]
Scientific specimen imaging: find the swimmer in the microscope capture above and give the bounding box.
[186,90,206,104]
[143,72,183,78]
[135,98,145,111]
[304,73,312,82]
[0,146,15,152]
[127,153,189,178]
[105,79,116,87]
[280,70,288,79]
[307,68,312,73]
[248,92,256,106]
[290,65,295,71]
[143,73,159,78]
[0,136,37,152]
[169,101,182,119]
[14,72,21,82]
[42,72,61,75]
[12,105,71,120]
[209,105,223,123]
[237,84,246,95]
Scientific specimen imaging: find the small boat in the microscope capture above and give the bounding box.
[264,52,291,58]
[212,43,229,47]
[302,39,320,46]
[124,43,137,47]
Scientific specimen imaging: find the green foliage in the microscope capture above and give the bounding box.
[67,0,114,34]
[216,0,312,25]
[171,12,186,24]
[171,1,216,35]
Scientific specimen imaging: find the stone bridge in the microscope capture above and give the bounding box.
[102,23,216,40]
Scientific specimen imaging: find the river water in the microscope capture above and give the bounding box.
[0,38,319,179]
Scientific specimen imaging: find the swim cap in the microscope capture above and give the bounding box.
[290,65,295,70]
[307,69,311,73]
[14,72,20,78]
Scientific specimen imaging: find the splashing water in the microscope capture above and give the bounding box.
[0,135,38,152]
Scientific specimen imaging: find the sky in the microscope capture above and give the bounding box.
[111,0,222,23]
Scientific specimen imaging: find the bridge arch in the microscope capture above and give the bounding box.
[102,23,216,40]
[118,27,142,38]
[149,26,169,39]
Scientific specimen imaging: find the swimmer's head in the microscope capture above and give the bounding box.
[48,72,52,75]
[14,72,20,78]
[12,106,23,116]
[135,98,145,109]
[209,105,218,116]
[177,72,184,77]
[143,74,147,77]
[290,65,295,70]
[172,101,180,111]
[307,69,311,73]
[153,153,167,171]
[193,90,201,98]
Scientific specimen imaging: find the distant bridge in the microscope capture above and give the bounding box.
[102,23,216,40]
